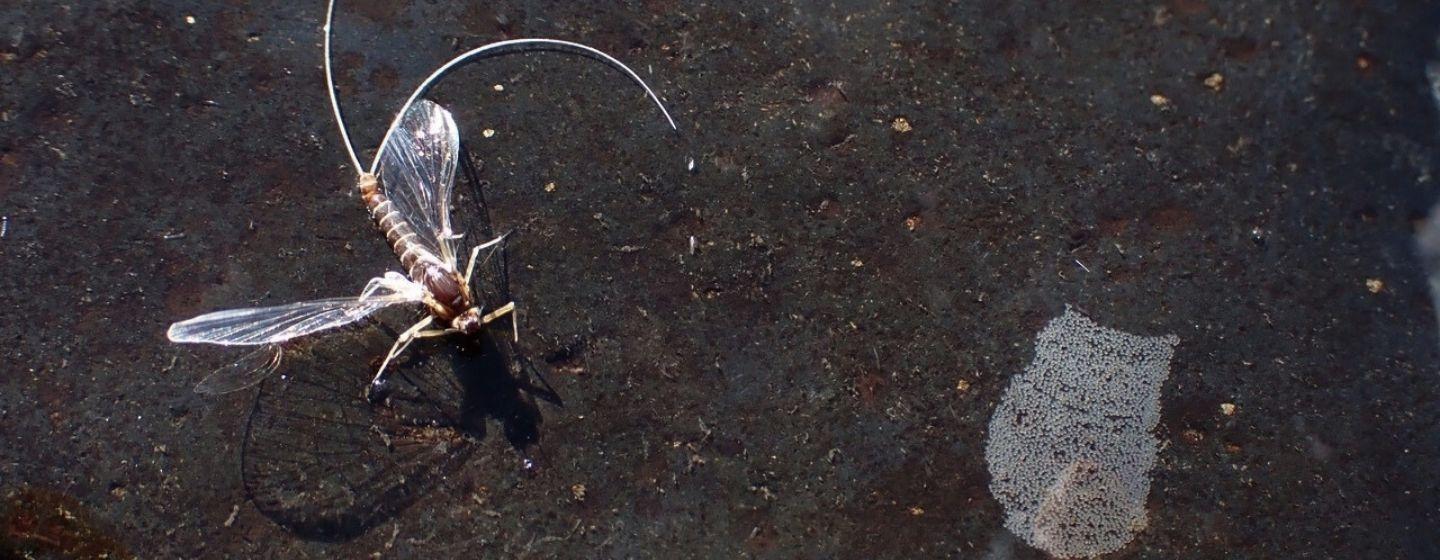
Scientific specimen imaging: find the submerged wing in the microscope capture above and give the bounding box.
[168,274,424,346]
[194,345,284,395]
[240,306,486,540]
[379,99,461,266]
[455,146,562,408]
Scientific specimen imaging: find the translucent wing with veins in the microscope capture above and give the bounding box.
[168,273,426,394]
[194,345,284,395]
[240,305,489,539]
[378,99,461,267]
[166,273,426,346]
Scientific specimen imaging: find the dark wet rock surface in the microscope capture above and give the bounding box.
[2,1,1440,557]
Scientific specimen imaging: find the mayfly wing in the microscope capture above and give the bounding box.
[378,98,461,267]
[194,345,283,395]
[455,143,511,311]
[173,277,422,395]
[241,306,482,539]
[167,275,424,346]
[455,145,562,408]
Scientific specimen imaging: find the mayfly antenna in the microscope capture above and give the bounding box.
[323,0,363,175]
[370,38,682,175]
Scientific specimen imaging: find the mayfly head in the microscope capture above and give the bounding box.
[452,307,485,335]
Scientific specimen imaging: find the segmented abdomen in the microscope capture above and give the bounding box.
[358,173,426,278]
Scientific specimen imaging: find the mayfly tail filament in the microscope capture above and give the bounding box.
[370,38,683,175]
[323,0,363,175]
[322,0,684,177]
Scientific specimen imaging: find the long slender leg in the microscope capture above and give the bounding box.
[464,234,507,283]
[481,301,518,341]
[369,316,433,393]
[462,231,516,340]
[480,301,515,324]
[414,329,450,339]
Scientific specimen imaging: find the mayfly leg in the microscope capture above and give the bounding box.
[369,316,433,397]
[481,301,518,342]
[465,233,518,341]
[463,234,507,284]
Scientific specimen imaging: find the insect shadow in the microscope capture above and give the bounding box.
[238,150,560,542]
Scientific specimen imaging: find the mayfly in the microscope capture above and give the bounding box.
[167,0,681,396]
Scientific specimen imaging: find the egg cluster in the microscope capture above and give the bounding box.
[985,308,1179,558]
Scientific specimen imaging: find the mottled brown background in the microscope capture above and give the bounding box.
[1,0,1438,557]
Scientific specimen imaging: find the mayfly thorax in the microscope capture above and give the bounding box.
[167,0,682,397]
[357,172,494,332]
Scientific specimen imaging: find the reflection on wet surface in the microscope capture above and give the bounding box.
[242,308,546,540]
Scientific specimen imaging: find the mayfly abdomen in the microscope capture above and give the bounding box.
[358,173,426,275]
[358,172,469,322]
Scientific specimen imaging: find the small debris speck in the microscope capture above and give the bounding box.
[571,484,587,502]
[1366,278,1384,293]
[851,258,864,267]
[1149,94,1171,107]
[1220,403,1237,416]
[493,84,504,92]
[904,215,922,231]
[544,181,556,192]
[184,15,196,25]
[955,379,971,392]
[891,117,913,133]
[1203,73,1225,92]
[482,129,495,138]
[909,506,925,516]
